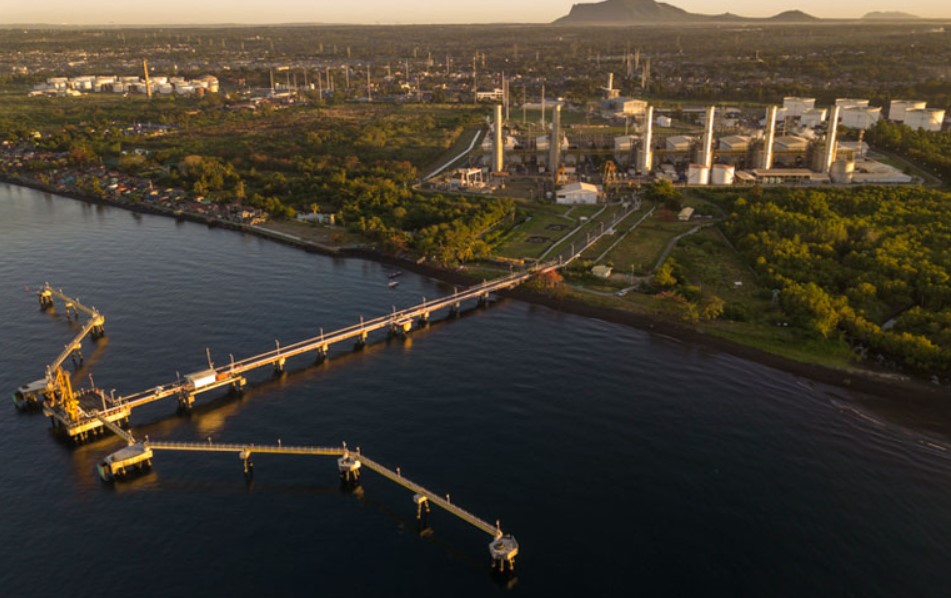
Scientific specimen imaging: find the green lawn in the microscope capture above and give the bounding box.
[603,215,695,274]
[494,203,576,259]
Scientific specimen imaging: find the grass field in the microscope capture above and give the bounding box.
[494,203,577,259]
[602,215,695,274]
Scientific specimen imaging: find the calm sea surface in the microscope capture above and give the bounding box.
[2,182,951,597]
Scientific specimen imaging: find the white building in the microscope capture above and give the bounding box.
[840,106,882,130]
[601,97,648,117]
[555,182,601,204]
[656,115,673,127]
[783,97,816,118]
[905,108,945,132]
[889,100,928,123]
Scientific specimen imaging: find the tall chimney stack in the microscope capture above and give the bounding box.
[550,104,562,181]
[493,104,504,174]
[761,106,777,170]
[638,106,654,175]
[824,105,840,173]
[701,106,716,168]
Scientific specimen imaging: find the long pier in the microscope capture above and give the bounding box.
[47,263,565,437]
[96,437,519,571]
[23,221,626,574]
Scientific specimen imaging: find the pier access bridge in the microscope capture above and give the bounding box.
[43,261,565,441]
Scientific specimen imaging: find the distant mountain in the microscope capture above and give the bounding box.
[862,11,919,20]
[554,0,819,25]
[553,0,691,25]
[767,10,819,22]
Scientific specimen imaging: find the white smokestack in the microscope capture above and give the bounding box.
[638,105,654,174]
[493,104,504,174]
[702,106,716,168]
[824,105,840,173]
[762,106,777,170]
[550,104,562,179]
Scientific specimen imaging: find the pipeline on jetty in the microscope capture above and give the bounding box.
[97,431,519,572]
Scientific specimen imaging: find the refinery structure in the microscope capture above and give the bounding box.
[435,73,947,199]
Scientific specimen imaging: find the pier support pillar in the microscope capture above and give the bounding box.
[38,290,54,310]
[419,311,430,327]
[354,330,368,351]
[489,535,519,574]
[273,357,286,376]
[230,377,246,395]
[449,302,461,317]
[337,451,362,486]
[315,345,329,364]
[239,450,254,480]
[178,393,195,412]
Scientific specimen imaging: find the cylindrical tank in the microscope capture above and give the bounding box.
[711,164,735,185]
[889,100,927,122]
[687,164,710,185]
[830,160,855,184]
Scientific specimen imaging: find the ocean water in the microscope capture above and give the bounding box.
[1,183,950,597]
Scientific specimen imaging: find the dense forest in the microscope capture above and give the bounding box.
[714,186,951,376]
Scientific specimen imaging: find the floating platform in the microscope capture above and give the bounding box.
[13,379,47,411]
[97,443,153,481]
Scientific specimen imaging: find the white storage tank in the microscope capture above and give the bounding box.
[687,164,710,185]
[889,100,927,123]
[783,97,816,118]
[830,160,855,184]
[711,164,735,185]
[840,107,882,130]
[905,108,945,132]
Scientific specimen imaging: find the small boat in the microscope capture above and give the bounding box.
[387,271,403,279]
[388,280,400,289]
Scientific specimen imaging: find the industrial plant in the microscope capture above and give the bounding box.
[433,74,940,200]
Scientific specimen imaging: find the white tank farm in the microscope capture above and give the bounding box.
[905,108,945,132]
[711,164,735,185]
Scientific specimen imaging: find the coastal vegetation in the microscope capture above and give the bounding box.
[711,186,951,376]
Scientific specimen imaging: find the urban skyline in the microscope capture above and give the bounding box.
[2,0,950,25]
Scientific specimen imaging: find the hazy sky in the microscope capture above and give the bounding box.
[3,0,949,25]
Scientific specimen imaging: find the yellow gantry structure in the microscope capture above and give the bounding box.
[14,284,106,413]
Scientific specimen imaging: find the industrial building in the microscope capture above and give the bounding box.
[602,96,648,118]
[555,182,601,204]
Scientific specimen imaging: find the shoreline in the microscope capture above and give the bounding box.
[2,175,944,402]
